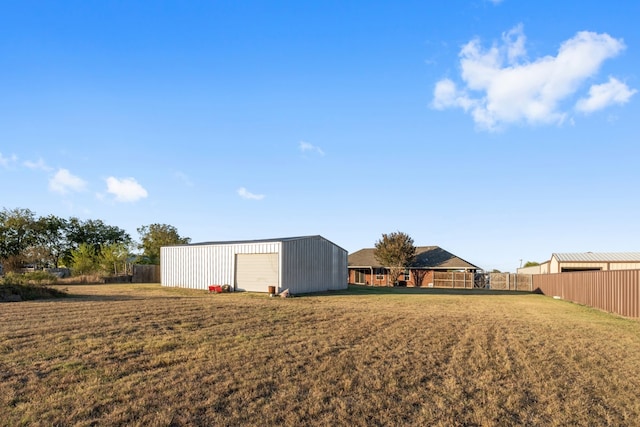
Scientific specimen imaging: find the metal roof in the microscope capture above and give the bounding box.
[191,235,321,245]
[553,252,640,262]
[167,235,346,252]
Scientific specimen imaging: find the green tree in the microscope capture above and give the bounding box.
[64,217,131,265]
[33,214,69,268]
[523,261,540,268]
[98,243,130,275]
[0,208,38,272]
[70,243,97,275]
[137,224,191,264]
[374,231,416,286]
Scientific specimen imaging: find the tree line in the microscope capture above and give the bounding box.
[0,207,190,276]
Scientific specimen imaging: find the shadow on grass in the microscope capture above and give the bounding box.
[27,283,197,303]
[303,284,535,297]
[0,283,68,301]
[20,293,146,303]
[16,283,535,302]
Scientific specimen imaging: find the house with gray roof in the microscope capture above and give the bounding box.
[348,246,479,286]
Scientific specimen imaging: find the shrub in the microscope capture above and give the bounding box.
[1,272,66,301]
[23,271,59,285]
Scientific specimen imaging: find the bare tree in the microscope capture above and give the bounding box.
[412,269,428,287]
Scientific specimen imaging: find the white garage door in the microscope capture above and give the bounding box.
[235,253,279,292]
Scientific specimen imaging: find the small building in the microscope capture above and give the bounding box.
[161,235,347,294]
[348,246,479,287]
[517,252,640,274]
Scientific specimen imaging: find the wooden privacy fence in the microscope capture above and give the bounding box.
[132,265,161,283]
[432,272,476,288]
[489,273,533,291]
[533,269,640,318]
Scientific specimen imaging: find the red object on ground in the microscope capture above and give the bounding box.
[208,285,222,293]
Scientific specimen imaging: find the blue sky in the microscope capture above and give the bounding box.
[1,1,639,272]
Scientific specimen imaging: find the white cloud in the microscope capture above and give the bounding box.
[24,158,52,171]
[105,176,148,202]
[0,152,18,168]
[299,141,325,156]
[49,169,88,194]
[576,77,637,113]
[433,78,476,111]
[237,187,265,200]
[502,24,526,64]
[433,25,633,131]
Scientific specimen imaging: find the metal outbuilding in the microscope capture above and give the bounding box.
[161,235,348,294]
[517,252,640,274]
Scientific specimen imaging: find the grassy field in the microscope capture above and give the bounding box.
[2,284,640,426]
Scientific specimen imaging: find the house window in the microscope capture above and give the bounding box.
[354,269,366,284]
[404,268,411,281]
[376,268,385,280]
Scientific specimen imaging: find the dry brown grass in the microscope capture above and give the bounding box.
[2,284,640,426]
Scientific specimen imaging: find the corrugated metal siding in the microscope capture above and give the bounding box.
[281,236,347,294]
[534,270,640,318]
[161,242,280,290]
[161,236,347,293]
